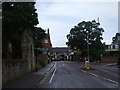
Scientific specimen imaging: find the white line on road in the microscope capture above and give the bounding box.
[39,62,57,85]
[102,78,118,84]
[89,73,98,77]
[81,70,86,73]
[81,68,118,85]
[54,62,57,67]
[62,62,65,66]
[45,62,56,77]
[49,68,57,83]
[52,62,56,69]
[88,72,118,84]
[112,67,118,70]
[60,61,65,66]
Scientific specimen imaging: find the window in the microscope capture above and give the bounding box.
[45,39,48,43]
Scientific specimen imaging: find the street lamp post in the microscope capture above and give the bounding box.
[87,31,90,63]
[85,30,90,69]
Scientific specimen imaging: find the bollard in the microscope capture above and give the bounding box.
[85,61,90,69]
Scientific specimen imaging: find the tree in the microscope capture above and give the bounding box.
[33,27,46,48]
[2,2,39,58]
[66,20,104,61]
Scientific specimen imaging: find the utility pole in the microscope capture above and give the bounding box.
[85,29,90,69]
[98,17,99,23]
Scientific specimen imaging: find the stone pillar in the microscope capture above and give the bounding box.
[21,31,35,72]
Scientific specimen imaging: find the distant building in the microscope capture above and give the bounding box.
[36,28,52,63]
[105,33,120,51]
[52,46,82,61]
[42,28,52,54]
[101,33,120,63]
[52,47,69,60]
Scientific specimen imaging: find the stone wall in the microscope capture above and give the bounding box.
[2,61,29,87]
[21,31,36,72]
[2,31,36,87]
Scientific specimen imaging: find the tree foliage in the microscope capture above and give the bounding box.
[66,20,104,61]
[33,27,47,48]
[112,33,120,44]
[2,2,39,58]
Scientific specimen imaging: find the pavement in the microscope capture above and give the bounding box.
[3,61,55,88]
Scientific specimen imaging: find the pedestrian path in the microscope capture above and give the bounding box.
[4,62,55,88]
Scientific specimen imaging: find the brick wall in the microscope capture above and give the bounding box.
[101,56,118,63]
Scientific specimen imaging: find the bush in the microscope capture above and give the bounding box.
[102,51,118,56]
[37,57,48,67]
[73,53,80,61]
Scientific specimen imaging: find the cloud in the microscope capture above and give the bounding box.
[35,2,118,46]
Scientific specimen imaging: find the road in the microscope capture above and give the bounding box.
[88,63,118,82]
[35,61,118,88]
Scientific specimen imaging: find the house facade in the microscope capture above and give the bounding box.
[37,28,52,63]
[105,33,120,51]
[101,32,120,63]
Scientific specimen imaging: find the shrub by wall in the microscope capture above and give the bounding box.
[37,54,48,67]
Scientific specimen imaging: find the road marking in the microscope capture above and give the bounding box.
[89,73,98,77]
[88,72,118,84]
[62,62,65,66]
[52,62,56,68]
[45,62,56,77]
[60,61,65,66]
[49,68,57,83]
[39,76,46,85]
[112,67,118,70]
[53,62,56,68]
[81,68,118,85]
[81,70,86,73]
[38,62,57,85]
[102,78,118,84]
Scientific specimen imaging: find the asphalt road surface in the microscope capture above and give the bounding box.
[35,61,118,88]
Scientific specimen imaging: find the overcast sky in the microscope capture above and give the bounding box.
[35,0,118,47]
